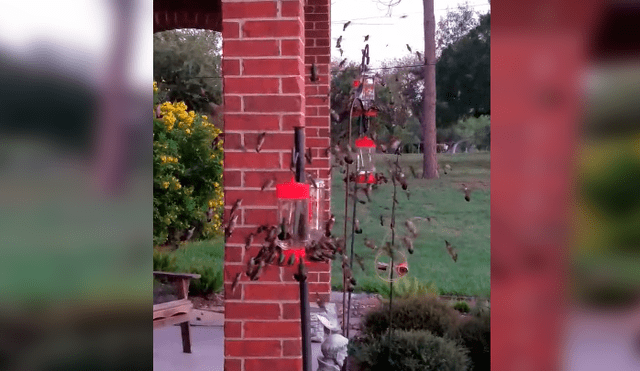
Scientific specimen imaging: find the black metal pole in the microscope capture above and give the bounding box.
[294,127,312,371]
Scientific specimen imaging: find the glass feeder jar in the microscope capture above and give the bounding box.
[355,136,377,184]
[361,73,376,105]
[276,178,310,245]
[309,180,325,235]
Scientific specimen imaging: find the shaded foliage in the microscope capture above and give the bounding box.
[154,29,222,115]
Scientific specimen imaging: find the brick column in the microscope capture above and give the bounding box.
[221,1,306,370]
[304,0,332,304]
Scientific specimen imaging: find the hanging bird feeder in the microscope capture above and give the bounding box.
[355,136,377,184]
[276,177,310,262]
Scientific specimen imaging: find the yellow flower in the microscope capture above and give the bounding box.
[202,115,208,120]
[186,129,191,135]
[160,155,167,163]
[174,182,181,190]
[153,81,158,93]
[162,181,169,189]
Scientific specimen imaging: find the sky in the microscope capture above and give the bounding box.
[331,0,491,67]
[0,0,488,87]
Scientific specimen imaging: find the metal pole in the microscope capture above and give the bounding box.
[294,127,312,371]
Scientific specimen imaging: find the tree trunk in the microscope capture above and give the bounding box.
[422,0,439,179]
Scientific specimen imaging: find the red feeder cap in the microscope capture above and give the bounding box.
[355,137,376,148]
[356,173,376,184]
[282,248,306,263]
[276,177,310,199]
[353,80,360,87]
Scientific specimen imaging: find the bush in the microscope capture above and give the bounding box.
[362,295,459,338]
[349,330,470,371]
[447,307,490,371]
[153,82,224,246]
[187,264,223,297]
[153,249,178,272]
[392,277,439,299]
[453,300,471,313]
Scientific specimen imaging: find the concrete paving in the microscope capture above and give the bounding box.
[153,315,323,371]
[152,292,377,371]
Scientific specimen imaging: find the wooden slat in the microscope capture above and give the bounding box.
[153,314,192,329]
[153,271,201,280]
[153,299,192,321]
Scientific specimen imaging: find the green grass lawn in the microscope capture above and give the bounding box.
[169,238,225,272]
[330,152,490,298]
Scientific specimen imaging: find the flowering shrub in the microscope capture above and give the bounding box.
[153,81,224,246]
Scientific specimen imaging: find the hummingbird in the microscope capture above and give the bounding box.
[462,184,471,202]
[305,147,313,164]
[181,226,195,242]
[231,272,242,294]
[416,51,422,60]
[409,165,418,178]
[306,172,318,189]
[310,63,319,82]
[339,58,347,68]
[406,44,412,52]
[364,238,377,250]
[225,213,238,238]
[380,215,384,226]
[261,178,275,191]
[343,21,351,31]
[293,259,307,281]
[212,133,225,148]
[256,132,266,153]
[339,48,344,57]
[206,207,214,222]
[445,240,458,262]
[316,292,326,309]
[244,232,255,250]
[405,219,418,238]
[336,36,342,49]
[402,236,414,254]
[364,35,369,42]
[325,214,335,237]
[354,253,366,271]
[230,198,242,217]
[354,218,362,234]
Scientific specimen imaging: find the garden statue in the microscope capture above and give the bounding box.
[312,303,339,343]
[317,334,349,371]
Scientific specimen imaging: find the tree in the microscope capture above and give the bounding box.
[154,29,222,117]
[435,3,481,58]
[435,12,490,126]
[423,0,439,178]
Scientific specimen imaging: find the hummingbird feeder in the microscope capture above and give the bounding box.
[276,177,310,262]
[355,136,376,184]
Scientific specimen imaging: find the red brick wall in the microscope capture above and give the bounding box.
[304,0,332,304]
[221,1,310,369]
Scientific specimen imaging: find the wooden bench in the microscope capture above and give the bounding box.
[153,271,201,353]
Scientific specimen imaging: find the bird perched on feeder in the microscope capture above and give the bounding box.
[343,21,351,31]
